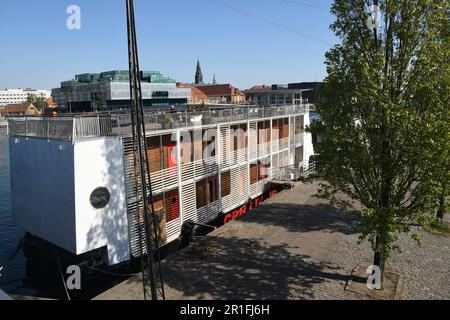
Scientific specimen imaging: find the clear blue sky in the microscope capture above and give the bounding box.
[0,0,337,91]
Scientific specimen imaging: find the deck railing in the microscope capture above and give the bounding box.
[272,161,317,181]
[7,104,310,143]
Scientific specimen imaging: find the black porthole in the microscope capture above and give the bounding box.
[90,187,110,209]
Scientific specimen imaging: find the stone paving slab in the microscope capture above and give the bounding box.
[94,182,450,300]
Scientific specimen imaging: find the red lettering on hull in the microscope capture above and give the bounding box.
[223,188,279,224]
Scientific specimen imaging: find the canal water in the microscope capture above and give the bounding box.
[0,127,26,288]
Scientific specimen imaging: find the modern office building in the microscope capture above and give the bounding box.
[246,82,323,107]
[52,70,192,112]
[7,103,314,266]
[0,89,51,107]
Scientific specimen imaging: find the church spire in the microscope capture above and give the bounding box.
[213,73,216,85]
[195,58,204,85]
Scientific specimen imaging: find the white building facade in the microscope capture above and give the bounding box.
[0,89,51,107]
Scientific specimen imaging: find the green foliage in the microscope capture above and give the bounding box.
[27,94,48,111]
[309,0,450,266]
[428,217,450,235]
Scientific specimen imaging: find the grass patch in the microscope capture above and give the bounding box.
[429,220,450,236]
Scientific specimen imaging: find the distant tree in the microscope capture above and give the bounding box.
[27,94,48,112]
[309,0,449,284]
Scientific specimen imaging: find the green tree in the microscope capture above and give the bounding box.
[309,0,449,283]
[27,93,48,112]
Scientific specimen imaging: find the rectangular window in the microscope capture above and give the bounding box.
[265,120,270,143]
[151,189,179,223]
[272,119,280,140]
[270,95,276,105]
[250,163,258,185]
[221,171,231,197]
[277,95,285,105]
[146,134,176,173]
[231,124,247,151]
[196,180,207,209]
[196,177,219,209]
[257,121,271,144]
[283,118,289,138]
[147,136,163,173]
[258,159,270,181]
[285,95,293,105]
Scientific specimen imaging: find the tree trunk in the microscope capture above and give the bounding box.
[437,192,445,221]
[373,236,385,289]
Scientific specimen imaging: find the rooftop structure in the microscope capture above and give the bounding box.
[246,82,323,106]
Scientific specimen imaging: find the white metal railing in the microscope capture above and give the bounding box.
[197,200,220,224]
[280,137,289,150]
[258,142,271,158]
[180,156,218,183]
[271,161,317,181]
[6,104,311,142]
[295,133,303,146]
[149,166,178,194]
[250,178,268,198]
[229,148,247,166]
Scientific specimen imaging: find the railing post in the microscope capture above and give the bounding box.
[97,115,101,136]
[72,118,76,143]
[216,125,222,212]
[288,116,291,167]
[247,118,251,199]
[270,117,273,180]
[176,129,184,226]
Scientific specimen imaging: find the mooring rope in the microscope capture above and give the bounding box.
[55,250,71,301]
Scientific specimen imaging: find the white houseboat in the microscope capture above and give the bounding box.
[7,104,314,266]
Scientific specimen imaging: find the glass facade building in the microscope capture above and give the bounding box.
[52,70,189,112]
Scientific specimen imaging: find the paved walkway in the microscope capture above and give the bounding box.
[94,182,450,300]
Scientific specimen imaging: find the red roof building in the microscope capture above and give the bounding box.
[194,84,246,104]
[4,102,40,115]
[177,83,211,105]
